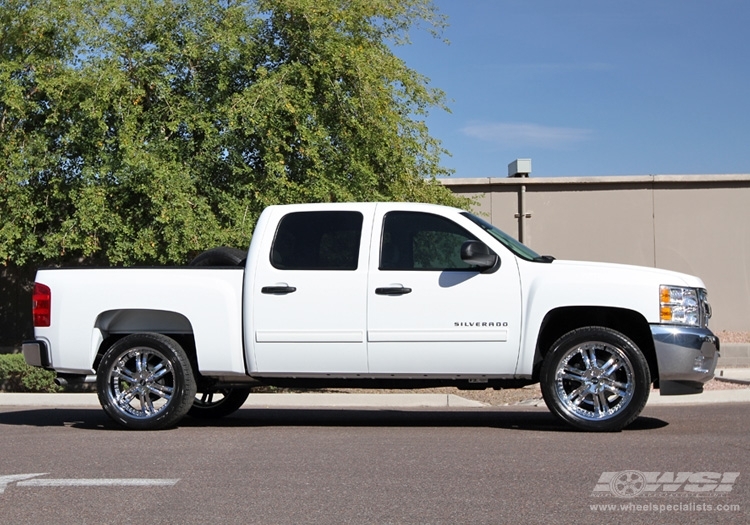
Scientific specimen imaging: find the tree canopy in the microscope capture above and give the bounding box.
[0,0,466,266]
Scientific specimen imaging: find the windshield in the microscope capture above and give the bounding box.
[461,212,548,262]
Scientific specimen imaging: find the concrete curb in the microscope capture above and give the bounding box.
[646,389,750,406]
[715,367,750,386]
[715,377,750,386]
[484,389,750,408]
[0,392,486,409]
[717,343,750,368]
[0,393,101,407]
[240,393,487,408]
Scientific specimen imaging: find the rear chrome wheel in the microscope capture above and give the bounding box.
[97,333,196,430]
[541,327,650,432]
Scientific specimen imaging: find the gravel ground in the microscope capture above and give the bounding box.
[717,330,750,343]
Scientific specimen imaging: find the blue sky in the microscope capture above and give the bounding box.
[393,0,750,178]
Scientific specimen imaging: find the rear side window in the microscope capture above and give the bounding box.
[271,211,363,270]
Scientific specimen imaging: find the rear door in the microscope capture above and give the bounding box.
[366,205,522,375]
[251,205,373,374]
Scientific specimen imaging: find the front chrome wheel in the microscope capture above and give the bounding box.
[541,327,650,432]
[553,342,635,421]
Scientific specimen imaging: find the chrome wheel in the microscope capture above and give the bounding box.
[541,327,650,432]
[97,333,196,430]
[553,342,635,421]
[107,347,175,419]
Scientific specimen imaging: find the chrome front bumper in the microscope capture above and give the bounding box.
[650,325,720,395]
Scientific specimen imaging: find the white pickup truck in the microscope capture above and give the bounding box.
[23,202,719,431]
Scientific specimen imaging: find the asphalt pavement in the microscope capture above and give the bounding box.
[1,368,748,408]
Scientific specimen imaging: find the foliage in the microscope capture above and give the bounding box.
[0,0,468,267]
[0,353,61,392]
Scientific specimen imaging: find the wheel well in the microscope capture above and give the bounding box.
[93,309,197,373]
[93,333,198,377]
[532,306,657,383]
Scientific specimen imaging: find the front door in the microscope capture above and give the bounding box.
[367,207,522,375]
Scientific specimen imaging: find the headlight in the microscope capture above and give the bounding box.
[659,285,701,326]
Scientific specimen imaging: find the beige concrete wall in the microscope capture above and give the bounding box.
[444,175,750,332]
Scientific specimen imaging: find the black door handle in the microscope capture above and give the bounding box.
[261,286,297,295]
[375,287,412,296]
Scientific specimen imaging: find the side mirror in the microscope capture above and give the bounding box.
[461,240,500,273]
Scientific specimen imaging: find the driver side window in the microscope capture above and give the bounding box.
[380,211,477,271]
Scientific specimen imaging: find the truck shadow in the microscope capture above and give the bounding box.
[0,407,668,432]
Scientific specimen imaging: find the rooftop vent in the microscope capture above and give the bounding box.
[508,158,531,178]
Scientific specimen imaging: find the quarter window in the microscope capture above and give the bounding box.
[271,211,363,270]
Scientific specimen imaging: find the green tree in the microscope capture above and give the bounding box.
[0,0,467,267]
[0,0,86,265]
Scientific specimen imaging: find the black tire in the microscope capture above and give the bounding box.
[188,247,246,267]
[96,333,197,430]
[188,387,252,419]
[540,326,651,432]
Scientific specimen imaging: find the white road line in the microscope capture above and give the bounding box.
[19,478,180,487]
[1,474,179,494]
[0,474,46,494]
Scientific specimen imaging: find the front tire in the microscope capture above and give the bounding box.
[540,327,651,432]
[97,333,197,430]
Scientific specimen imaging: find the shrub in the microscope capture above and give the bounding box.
[0,354,61,393]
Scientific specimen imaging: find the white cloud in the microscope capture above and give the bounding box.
[460,122,593,149]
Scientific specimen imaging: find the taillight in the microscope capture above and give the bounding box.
[32,283,51,327]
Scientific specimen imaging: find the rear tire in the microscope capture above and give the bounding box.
[540,326,651,432]
[97,333,197,430]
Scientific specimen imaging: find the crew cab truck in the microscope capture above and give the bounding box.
[22,202,719,431]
